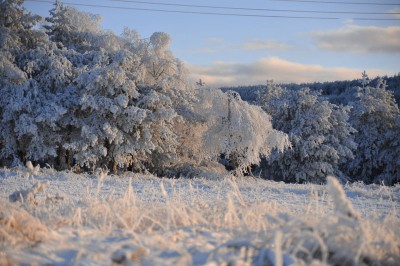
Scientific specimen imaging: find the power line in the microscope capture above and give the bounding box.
[23,0,338,20]
[107,0,400,16]
[26,0,400,21]
[271,0,400,6]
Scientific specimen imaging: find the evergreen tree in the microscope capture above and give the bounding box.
[349,77,400,184]
[0,0,60,166]
[44,0,102,51]
[258,82,356,183]
[42,1,195,173]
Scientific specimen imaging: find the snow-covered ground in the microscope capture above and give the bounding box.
[0,166,399,265]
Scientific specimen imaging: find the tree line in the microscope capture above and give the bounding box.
[1,0,399,184]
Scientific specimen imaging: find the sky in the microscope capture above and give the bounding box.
[24,0,400,87]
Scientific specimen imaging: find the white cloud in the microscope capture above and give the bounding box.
[187,57,385,87]
[240,39,293,51]
[189,38,291,54]
[309,25,400,53]
[190,47,220,54]
[206,37,225,43]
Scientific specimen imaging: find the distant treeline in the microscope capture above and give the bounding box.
[221,74,400,106]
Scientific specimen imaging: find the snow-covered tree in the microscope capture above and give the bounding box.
[0,0,63,166]
[1,38,77,167]
[258,83,356,183]
[65,51,182,172]
[40,2,196,173]
[348,77,400,184]
[377,116,400,185]
[0,0,44,52]
[360,70,369,88]
[0,0,43,89]
[44,0,102,51]
[1,80,67,166]
[197,88,290,175]
[2,1,294,178]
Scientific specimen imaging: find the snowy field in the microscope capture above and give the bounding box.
[0,166,399,266]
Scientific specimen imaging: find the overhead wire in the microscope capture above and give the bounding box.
[106,0,400,16]
[26,0,400,21]
[270,0,400,6]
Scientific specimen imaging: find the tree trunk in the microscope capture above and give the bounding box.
[0,140,4,166]
[57,146,65,170]
[66,149,71,169]
[113,161,118,174]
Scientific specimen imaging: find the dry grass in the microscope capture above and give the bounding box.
[0,169,398,265]
[0,200,49,247]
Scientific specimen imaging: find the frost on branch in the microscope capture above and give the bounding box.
[26,160,39,176]
[0,200,49,247]
[258,83,356,183]
[9,181,48,205]
[0,0,44,52]
[348,75,400,185]
[197,88,290,175]
[0,0,197,173]
[150,32,171,51]
[326,176,359,221]
[44,1,102,51]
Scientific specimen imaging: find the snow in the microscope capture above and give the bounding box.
[1,167,398,265]
[1,4,399,265]
[258,84,357,183]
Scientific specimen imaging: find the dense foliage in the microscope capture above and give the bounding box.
[254,77,400,185]
[257,81,356,183]
[347,78,400,185]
